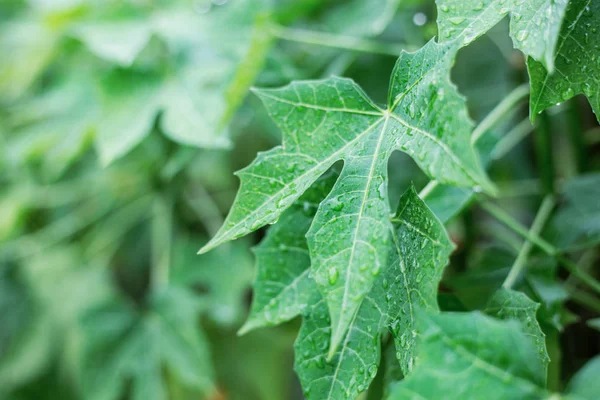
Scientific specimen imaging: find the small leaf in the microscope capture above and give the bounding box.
[485,289,550,381]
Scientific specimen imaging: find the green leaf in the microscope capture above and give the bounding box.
[388,312,551,400]
[566,355,600,400]
[436,0,568,72]
[171,238,255,327]
[261,186,453,399]
[528,0,600,122]
[551,173,600,249]
[201,40,491,354]
[80,287,214,400]
[71,21,152,66]
[239,171,336,334]
[587,318,600,332]
[96,68,233,165]
[485,289,550,381]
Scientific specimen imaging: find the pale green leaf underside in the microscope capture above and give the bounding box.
[436,0,568,72]
[202,39,490,356]
[528,0,600,122]
[389,312,550,400]
[240,184,453,400]
[485,289,550,382]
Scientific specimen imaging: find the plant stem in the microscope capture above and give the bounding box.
[479,199,600,295]
[185,185,224,238]
[269,24,407,57]
[491,118,535,160]
[151,195,173,291]
[471,84,530,144]
[502,195,555,289]
[534,112,555,195]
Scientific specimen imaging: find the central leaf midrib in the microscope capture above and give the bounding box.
[330,116,391,356]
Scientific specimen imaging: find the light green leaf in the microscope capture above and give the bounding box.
[72,21,152,66]
[95,70,163,166]
[80,287,214,400]
[436,0,568,72]
[388,312,550,400]
[566,355,600,400]
[485,289,550,381]
[201,40,491,354]
[528,0,599,121]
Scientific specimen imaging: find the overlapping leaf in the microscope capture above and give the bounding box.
[436,0,568,72]
[388,312,551,400]
[241,183,453,399]
[528,0,600,121]
[202,39,491,355]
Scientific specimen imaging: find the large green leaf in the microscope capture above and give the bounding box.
[79,287,214,400]
[295,187,453,400]
[201,39,491,354]
[240,183,453,399]
[528,0,600,121]
[388,312,551,400]
[436,0,568,72]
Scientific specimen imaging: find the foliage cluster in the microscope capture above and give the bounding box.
[1,0,599,399]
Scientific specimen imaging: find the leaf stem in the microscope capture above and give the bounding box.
[471,84,530,144]
[479,199,600,295]
[268,24,408,57]
[491,118,535,160]
[151,195,173,291]
[502,195,555,289]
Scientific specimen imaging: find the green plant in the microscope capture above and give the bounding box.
[1,0,599,399]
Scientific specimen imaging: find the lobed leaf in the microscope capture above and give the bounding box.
[528,0,600,121]
[436,0,568,72]
[241,184,453,399]
[485,289,550,382]
[202,40,491,355]
[388,312,550,400]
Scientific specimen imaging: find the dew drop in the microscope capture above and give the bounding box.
[516,30,529,42]
[328,267,339,284]
[448,16,466,25]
